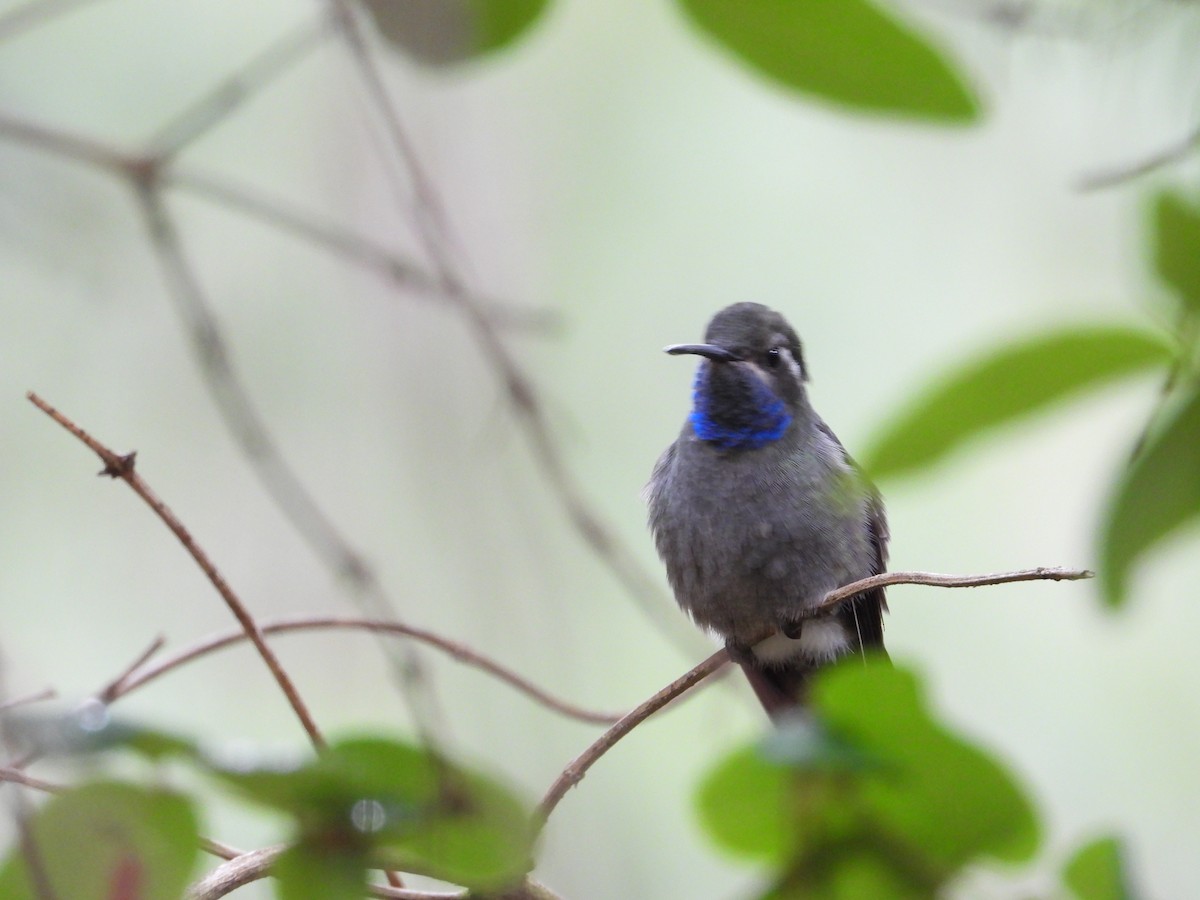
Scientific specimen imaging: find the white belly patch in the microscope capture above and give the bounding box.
[752,618,849,666]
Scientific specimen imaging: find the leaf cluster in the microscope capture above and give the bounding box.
[0,712,533,899]
[697,661,1131,900]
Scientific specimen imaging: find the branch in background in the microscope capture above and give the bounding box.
[26,392,327,751]
[327,0,703,660]
[95,636,164,704]
[144,16,331,161]
[164,167,559,332]
[111,616,623,727]
[0,690,57,713]
[131,186,443,756]
[1079,122,1200,191]
[0,0,111,42]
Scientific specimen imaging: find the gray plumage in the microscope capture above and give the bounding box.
[646,302,888,716]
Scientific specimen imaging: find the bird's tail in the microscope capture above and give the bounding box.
[736,660,815,719]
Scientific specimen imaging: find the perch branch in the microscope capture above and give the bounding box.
[819,566,1093,611]
[535,649,729,833]
[537,563,1091,832]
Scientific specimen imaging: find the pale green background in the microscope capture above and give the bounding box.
[1,0,1198,897]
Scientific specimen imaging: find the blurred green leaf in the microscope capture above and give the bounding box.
[2,704,198,762]
[697,745,795,862]
[864,326,1173,480]
[1152,191,1200,314]
[761,849,929,900]
[214,736,532,890]
[678,0,978,121]
[363,0,549,65]
[1099,383,1200,608]
[0,781,199,900]
[1063,835,1131,900]
[275,840,367,900]
[814,663,1039,868]
[696,662,1038,894]
[760,715,889,774]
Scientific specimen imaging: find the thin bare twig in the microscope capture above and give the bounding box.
[0,0,112,42]
[0,689,57,713]
[186,841,560,900]
[819,566,1094,611]
[145,16,331,161]
[0,114,553,329]
[0,113,131,174]
[1078,123,1200,191]
[536,563,1091,831]
[164,167,557,332]
[95,636,165,704]
[0,767,60,794]
[111,616,622,726]
[131,187,441,750]
[535,649,729,832]
[26,391,326,750]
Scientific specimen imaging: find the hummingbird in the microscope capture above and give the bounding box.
[646,302,888,717]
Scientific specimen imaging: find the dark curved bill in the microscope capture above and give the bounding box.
[663,343,741,362]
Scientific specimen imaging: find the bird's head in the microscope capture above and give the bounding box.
[666,302,809,450]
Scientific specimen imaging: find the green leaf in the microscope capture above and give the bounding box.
[863,326,1173,480]
[678,0,979,121]
[695,662,1039,894]
[362,0,549,65]
[760,715,890,774]
[2,704,198,762]
[1152,191,1200,314]
[1063,835,1132,900]
[0,781,199,900]
[1099,383,1200,608]
[696,745,795,862]
[214,736,532,890]
[813,663,1040,869]
[275,840,367,900]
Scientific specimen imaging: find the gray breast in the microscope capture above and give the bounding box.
[647,426,875,647]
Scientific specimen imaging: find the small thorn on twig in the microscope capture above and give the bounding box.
[99,452,137,479]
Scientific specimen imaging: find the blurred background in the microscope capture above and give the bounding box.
[1,0,1198,896]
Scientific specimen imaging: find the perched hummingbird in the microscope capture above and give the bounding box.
[646,302,888,717]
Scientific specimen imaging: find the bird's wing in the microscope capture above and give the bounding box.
[814,419,889,650]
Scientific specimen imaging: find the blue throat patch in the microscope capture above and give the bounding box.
[688,366,792,449]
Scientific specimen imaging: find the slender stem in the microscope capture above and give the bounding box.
[1079,122,1200,191]
[328,1,704,661]
[0,0,112,43]
[0,689,57,712]
[26,392,326,750]
[95,636,164,704]
[535,649,729,833]
[112,616,622,726]
[145,17,330,160]
[818,566,1093,611]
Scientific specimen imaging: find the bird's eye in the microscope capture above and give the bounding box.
[765,347,783,368]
